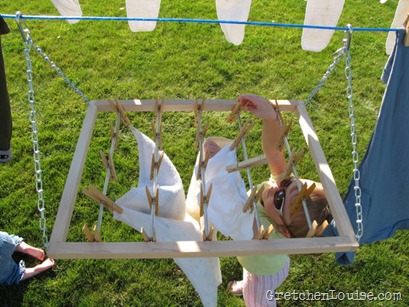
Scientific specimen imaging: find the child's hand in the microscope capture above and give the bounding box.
[238,94,277,121]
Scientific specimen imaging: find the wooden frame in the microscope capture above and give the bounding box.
[47,99,358,259]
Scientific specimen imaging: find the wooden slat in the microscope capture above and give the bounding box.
[47,236,358,259]
[296,103,356,239]
[50,104,98,244]
[93,99,301,113]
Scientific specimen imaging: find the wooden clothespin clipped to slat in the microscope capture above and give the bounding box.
[243,185,257,213]
[150,151,164,181]
[83,224,95,242]
[99,151,117,181]
[262,224,274,240]
[140,227,156,242]
[315,220,329,237]
[150,121,163,151]
[194,123,208,152]
[199,183,213,217]
[290,181,316,215]
[110,122,120,150]
[145,186,159,216]
[108,99,132,127]
[226,101,242,124]
[404,12,409,47]
[82,224,102,242]
[230,120,255,151]
[82,184,123,214]
[283,148,305,179]
[202,225,215,241]
[305,220,318,238]
[194,98,205,125]
[276,118,293,152]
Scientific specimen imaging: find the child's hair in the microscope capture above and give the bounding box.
[287,182,332,238]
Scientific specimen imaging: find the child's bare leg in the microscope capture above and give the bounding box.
[20,258,55,281]
[15,242,45,260]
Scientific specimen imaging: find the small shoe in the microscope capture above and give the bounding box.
[0,148,12,163]
[228,280,243,296]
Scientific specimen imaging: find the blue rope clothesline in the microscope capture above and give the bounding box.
[0,13,400,33]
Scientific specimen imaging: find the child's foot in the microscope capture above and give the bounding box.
[0,148,11,163]
[228,280,244,296]
[38,258,55,271]
[16,243,46,260]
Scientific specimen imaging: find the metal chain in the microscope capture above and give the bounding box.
[16,14,49,247]
[344,25,363,241]
[15,12,90,247]
[305,44,346,105]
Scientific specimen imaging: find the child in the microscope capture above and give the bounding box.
[0,231,55,285]
[205,94,331,306]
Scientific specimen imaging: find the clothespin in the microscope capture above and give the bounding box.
[262,224,274,240]
[110,122,120,150]
[404,12,409,47]
[283,148,305,179]
[305,220,318,238]
[202,225,215,241]
[276,119,293,151]
[100,151,117,181]
[108,99,131,127]
[145,186,159,216]
[290,182,316,215]
[194,123,208,151]
[82,224,102,242]
[243,185,258,213]
[150,152,164,181]
[199,183,213,217]
[230,120,255,151]
[315,220,329,237]
[82,184,123,214]
[82,224,95,242]
[140,227,156,242]
[226,101,242,123]
[253,224,273,240]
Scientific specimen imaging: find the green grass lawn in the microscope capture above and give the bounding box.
[0,0,408,306]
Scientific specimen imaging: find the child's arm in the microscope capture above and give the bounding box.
[238,94,286,178]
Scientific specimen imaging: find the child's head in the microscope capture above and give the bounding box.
[287,181,332,238]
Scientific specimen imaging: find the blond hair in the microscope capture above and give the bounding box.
[287,182,332,238]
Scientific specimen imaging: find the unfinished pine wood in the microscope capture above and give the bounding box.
[48,99,358,259]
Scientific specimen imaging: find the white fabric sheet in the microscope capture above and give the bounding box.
[113,127,220,307]
[186,137,254,240]
[216,0,252,46]
[51,0,82,24]
[126,0,161,32]
[302,0,345,52]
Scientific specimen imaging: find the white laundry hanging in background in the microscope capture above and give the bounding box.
[126,0,161,32]
[51,0,82,24]
[302,0,345,52]
[216,0,252,45]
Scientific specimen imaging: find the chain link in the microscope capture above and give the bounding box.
[305,46,346,105]
[15,12,90,247]
[18,16,49,247]
[344,25,363,241]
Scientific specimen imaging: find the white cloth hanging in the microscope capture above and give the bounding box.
[385,0,409,55]
[113,127,221,307]
[51,0,82,24]
[126,0,161,32]
[301,0,345,52]
[216,0,252,46]
[186,137,254,240]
